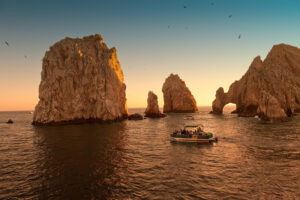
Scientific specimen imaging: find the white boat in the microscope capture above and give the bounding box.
[170,125,218,143]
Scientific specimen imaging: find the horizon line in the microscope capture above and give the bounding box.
[0,105,239,112]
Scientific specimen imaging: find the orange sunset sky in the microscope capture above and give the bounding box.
[1,0,300,111]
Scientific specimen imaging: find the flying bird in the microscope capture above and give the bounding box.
[4,41,9,46]
[183,5,187,8]
[228,15,232,18]
[238,34,241,39]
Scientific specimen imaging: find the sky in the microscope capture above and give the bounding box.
[0,0,300,111]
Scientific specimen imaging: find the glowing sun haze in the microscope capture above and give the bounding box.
[0,0,300,111]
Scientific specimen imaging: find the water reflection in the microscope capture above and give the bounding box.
[1,110,300,199]
[33,122,128,199]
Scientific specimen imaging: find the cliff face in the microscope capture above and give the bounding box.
[162,74,198,113]
[257,91,287,121]
[33,34,129,125]
[211,44,300,121]
[145,91,165,118]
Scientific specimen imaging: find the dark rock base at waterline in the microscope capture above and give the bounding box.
[128,113,144,120]
[32,115,128,126]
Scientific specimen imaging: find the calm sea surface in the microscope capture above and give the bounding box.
[0,107,300,200]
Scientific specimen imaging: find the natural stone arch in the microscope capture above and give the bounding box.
[223,103,237,114]
[211,87,237,114]
[210,43,300,121]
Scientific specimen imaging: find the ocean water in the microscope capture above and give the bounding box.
[0,107,300,200]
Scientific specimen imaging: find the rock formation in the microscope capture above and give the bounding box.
[257,91,287,122]
[145,91,165,118]
[33,34,129,125]
[211,44,300,121]
[210,87,227,115]
[6,119,13,124]
[128,113,144,120]
[162,74,198,113]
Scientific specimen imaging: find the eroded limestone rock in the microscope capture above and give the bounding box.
[211,44,300,121]
[162,74,198,113]
[145,91,165,118]
[211,87,226,115]
[33,34,129,125]
[257,91,287,121]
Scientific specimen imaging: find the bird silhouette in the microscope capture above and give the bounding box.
[228,15,232,18]
[238,34,241,39]
[5,41,9,46]
[183,5,187,8]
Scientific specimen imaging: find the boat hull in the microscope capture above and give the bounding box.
[170,137,215,143]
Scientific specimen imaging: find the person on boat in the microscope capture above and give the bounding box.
[197,127,203,133]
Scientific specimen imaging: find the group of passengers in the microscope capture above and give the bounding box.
[172,127,203,135]
[173,129,194,135]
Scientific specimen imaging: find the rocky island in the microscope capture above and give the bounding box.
[33,34,129,125]
[211,44,300,121]
[162,74,198,113]
[145,91,165,118]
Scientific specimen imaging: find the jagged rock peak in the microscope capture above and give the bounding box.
[211,43,300,122]
[162,73,198,113]
[33,34,129,125]
[145,91,165,118]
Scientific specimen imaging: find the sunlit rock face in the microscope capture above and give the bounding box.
[162,74,198,113]
[145,91,165,118]
[211,44,300,121]
[257,91,287,122]
[33,34,129,125]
